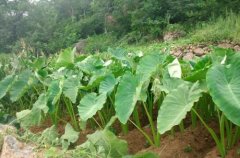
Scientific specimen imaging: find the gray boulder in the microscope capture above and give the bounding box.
[75,39,87,54]
[0,124,17,149]
[1,135,37,158]
[193,48,205,56]
[163,31,186,41]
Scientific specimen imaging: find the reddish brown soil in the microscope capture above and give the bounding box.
[121,123,219,158]
[119,126,152,153]
[75,129,94,145]
[28,114,240,158]
[204,143,240,158]
[29,117,66,135]
[29,116,94,146]
[29,118,53,133]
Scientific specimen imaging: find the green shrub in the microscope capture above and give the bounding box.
[164,23,185,33]
[84,34,117,53]
[192,13,240,43]
[0,53,11,80]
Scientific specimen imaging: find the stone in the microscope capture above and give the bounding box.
[193,48,205,56]
[197,44,206,48]
[163,31,185,41]
[0,124,17,136]
[183,52,194,60]
[1,135,36,158]
[218,43,233,49]
[203,47,208,51]
[75,39,87,54]
[234,45,240,51]
[171,50,183,57]
[0,124,17,151]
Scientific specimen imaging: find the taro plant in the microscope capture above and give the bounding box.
[1,46,240,158]
[156,48,240,157]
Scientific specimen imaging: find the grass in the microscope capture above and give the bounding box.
[191,12,240,43]
[0,53,11,64]
[0,53,12,79]
[117,13,240,54]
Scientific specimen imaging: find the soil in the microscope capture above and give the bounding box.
[29,115,232,158]
[121,123,219,158]
[170,40,240,59]
[120,120,240,158]
[119,126,152,154]
[205,143,240,158]
[29,117,66,135]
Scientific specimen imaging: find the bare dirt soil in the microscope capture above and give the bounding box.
[121,123,217,158]
[120,121,240,158]
[29,115,240,158]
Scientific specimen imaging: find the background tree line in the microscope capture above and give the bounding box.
[0,0,239,54]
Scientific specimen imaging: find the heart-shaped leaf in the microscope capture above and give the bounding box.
[206,55,240,126]
[0,75,15,99]
[115,72,141,124]
[78,93,107,121]
[157,82,202,134]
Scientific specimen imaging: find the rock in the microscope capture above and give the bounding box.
[1,135,36,158]
[0,124,17,136]
[183,52,194,60]
[234,45,240,51]
[171,50,183,57]
[75,39,87,54]
[218,43,233,49]
[0,125,17,151]
[203,47,208,51]
[193,48,205,56]
[197,44,206,48]
[0,134,4,149]
[163,31,185,41]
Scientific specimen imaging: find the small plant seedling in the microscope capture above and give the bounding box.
[237,148,240,155]
[184,145,193,153]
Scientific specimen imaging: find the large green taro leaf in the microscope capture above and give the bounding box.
[115,72,141,124]
[80,129,128,158]
[209,48,235,65]
[135,53,166,102]
[76,56,105,75]
[40,126,59,145]
[63,77,80,103]
[157,82,202,134]
[0,75,15,99]
[99,74,118,94]
[47,80,62,113]
[61,123,79,150]
[9,70,32,102]
[185,56,211,82]
[109,48,128,61]
[16,109,42,128]
[136,53,163,82]
[33,93,48,114]
[206,58,240,126]
[160,73,189,94]
[56,48,74,67]
[78,93,107,121]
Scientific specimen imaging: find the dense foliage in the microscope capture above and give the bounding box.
[1,0,240,157]
[0,0,239,54]
[0,46,240,157]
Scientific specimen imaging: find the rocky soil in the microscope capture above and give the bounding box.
[0,125,37,158]
[170,41,240,60]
